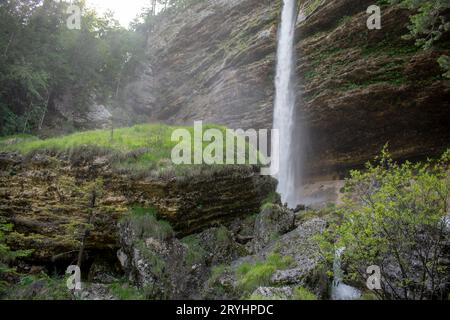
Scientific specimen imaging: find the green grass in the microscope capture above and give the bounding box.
[292,286,317,300]
[0,123,263,176]
[124,206,174,241]
[236,253,294,295]
[247,286,317,300]
[181,234,207,266]
[108,280,145,300]
[260,192,279,210]
[6,273,73,300]
[0,123,221,167]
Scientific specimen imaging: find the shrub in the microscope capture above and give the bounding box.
[388,0,450,77]
[389,0,450,49]
[7,273,72,300]
[319,148,450,300]
[260,192,280,210]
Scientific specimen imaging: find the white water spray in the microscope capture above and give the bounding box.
[331,247,362,300]
[272,0,302,207]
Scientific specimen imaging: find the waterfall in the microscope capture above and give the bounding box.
[331,248,362,300]
[271,0,302,208]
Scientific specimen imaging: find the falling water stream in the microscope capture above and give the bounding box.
[272,2,361,300]
[331,248,362,300]
[272,0,302,208]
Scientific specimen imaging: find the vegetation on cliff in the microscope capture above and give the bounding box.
[0,217,33,297]
[388,0,450,77]
[0,123,233,174]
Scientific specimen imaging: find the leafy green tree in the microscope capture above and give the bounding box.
[320,149,450,300]
[0,0,145,136]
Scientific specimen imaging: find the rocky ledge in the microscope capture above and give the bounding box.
[0,151,275,268]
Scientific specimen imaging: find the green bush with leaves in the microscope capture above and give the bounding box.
[437,55,450,79]
[319,148,450,300]
[108,279,145,300]
[8,273,72,300]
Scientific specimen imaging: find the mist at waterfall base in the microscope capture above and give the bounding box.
[271,0,305,209]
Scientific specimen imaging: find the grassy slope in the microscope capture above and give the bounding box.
[0,123,258,175]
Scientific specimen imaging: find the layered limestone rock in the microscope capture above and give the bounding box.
[0,151,275,265]
[123,0,450,180]
[297,1,450,179]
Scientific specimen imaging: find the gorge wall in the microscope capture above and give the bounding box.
[123,0,450,180]
[0,151,275,265]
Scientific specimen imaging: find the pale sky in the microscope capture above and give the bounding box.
[87,0,163,27]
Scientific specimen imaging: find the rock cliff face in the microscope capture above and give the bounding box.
[123,0,278,131]
[0,151,275,265]
[123,0,450,180]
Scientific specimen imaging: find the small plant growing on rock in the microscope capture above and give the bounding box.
[236,253,294,296]
[0,217,33,297]
[108,279,145,300]
[181,235,207,267]
[292,286,317,300]
[125,206,174,241]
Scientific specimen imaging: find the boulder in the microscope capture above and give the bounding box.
[251,286,294,300]
[87,258,121,284]
[252,204,295,252]
[76,283,117,300]
[205,218,329,299]
[261,218,328,296]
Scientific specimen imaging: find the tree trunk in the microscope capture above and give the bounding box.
[38,90,51,131]
[152,0,157,15]
[22,101,33,134]
[3,32,14,57]
[77,190,97,269]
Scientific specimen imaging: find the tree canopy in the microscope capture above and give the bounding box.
[0,0,146,135]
